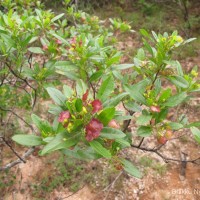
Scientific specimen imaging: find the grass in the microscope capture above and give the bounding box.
[30,153,120,199]
[30,153,91,198]
[0,169,16,195]
[139,155,168,176]
[93,1,200,62]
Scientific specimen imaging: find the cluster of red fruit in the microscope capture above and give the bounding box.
[58,90,119,142]
[157,129,173,144]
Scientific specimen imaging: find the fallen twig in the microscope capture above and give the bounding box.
[0,147,35,171]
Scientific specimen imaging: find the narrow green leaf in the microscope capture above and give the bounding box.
[31,114,52,135]
[184,38,196,44]
[89,70,103,82]
[158,88,172,103]
[98,107,115,126]
[163,92,187,107]
[63,85,73,98]
[136,114,152,126]
[124,85,146,105]
[46,87,66,106]
[121,159,142,178]
[55,61,78,71]
[76,79,87,97]
[111,64,134,70]
[40,132,77,155]
[89,140,111,158]
[124,101,141,112]
[51,13,65,22]
[190,127,200,144]
[75,98,83,112]
[140,29,150,38]
[168,76,189,88]
[62,147,101,160]
[115,138,130,147]
[185,122,200,128]
[100,127,126,139]
[48,104,63,115]
[175,61,183,76]
[168,122,183,130]
[50,32,69,45]
[97,76,114,102]
[152,31,158,40]
[137,126,152,137]
[28,47,44,54]
[12,134,43,146]
[103,92,128,108]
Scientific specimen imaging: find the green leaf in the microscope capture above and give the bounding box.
[137,126,152,137]
[48,104,62,115]
[144,40,153,55]
[40,132,77,155]
[55,61,79,80]
[62,147,101,160]
[51,13,65,22]
[55,61,78,71]
[97,76,114,102]
[158,88,172,103]
[63,85,73,98]
[124,101,141,112]
[111,64,134,70]
[125,85,146,105]
[98,107,115,126]
[89,140,111,158]
[155,109,168,123]
[75,98,83,112]
[28,47,44,54]
[77,148,102,160]
[185,122,200,128]
[168,122,183,130]
[137,48,145,60]
[50,32,69,45]
[121,159,142,178]
[31,114,52,135]
[12,134,43,146]
[46,87,66,106]
[115,138,130,147]
[190,127,200,144]
[100,127,126,139]
[103,92,128,108]
[56,69,80,80]
[154,78,161,95]
[183,38,196,44]
[140,29,150,38]
[151,31,158,41]
[175,61,183,76]
[163,92,187,107]
[114,115,133,121]
[76,79,87,97]
[168,76,189,88]
[136,114,152,126]
[89,70,103,82]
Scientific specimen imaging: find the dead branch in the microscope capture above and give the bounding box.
[0,147,35,171]
[131,144,200,164]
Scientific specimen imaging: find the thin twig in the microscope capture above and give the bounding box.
[137,137,144,148]
[103,171,123,200]
[5,62,37,108]
[59,184,86,200]
[131,144,200,164]
[1,137,26,163]
[0,106,34,131]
